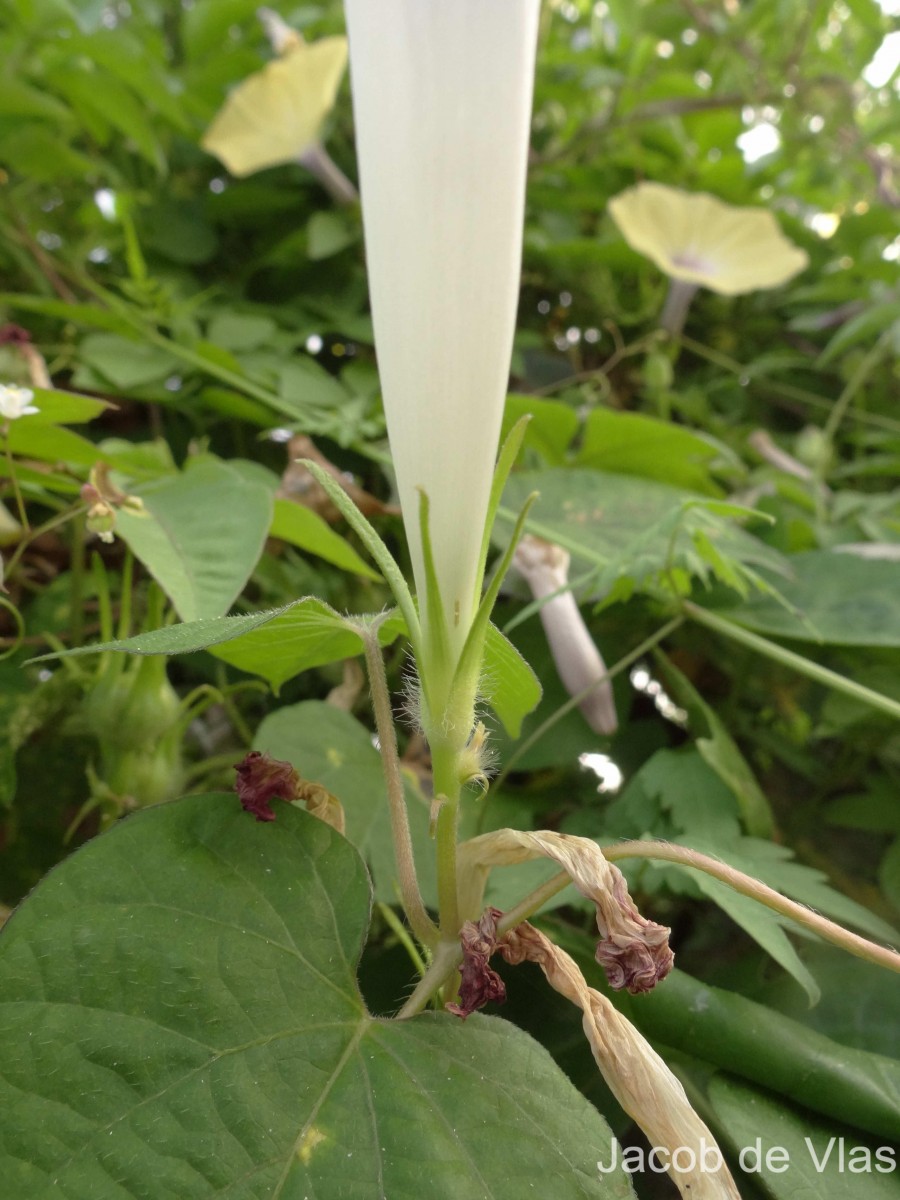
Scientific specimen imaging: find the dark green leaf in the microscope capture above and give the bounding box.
[0,796,635,1199]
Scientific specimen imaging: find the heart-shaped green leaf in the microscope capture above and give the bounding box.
[0,796,634,1199]
[117,458,273,621]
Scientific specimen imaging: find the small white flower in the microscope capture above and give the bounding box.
[0,384,39,421]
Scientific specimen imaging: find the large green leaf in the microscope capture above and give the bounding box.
[619,967,900,1144]
[706,1075,900,1199]
[575,408,734,496]
[712,550,900,646]
[0,796,635,1200]
[656,655,774,838]
[32,601,405,695]
[554,930,900,1146]
[117,458,273,621]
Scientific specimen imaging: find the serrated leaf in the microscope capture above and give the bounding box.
[501,468,787,604]
[0,796,635,1200]
[656,655,775,838]
[116,459,273,621]
[662,862,822,1005]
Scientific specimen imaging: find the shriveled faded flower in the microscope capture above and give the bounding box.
[0,383,39,421]
[81,462,145,546]
[499,923,740,1200]
[233,749,345,833]
[458,828,673,994]
[446,907,507,1019]
[234,750,302,822]
[608,182,808,333]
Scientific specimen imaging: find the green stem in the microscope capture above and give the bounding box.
[362,627,437,949]
[377,901,428,978]
[396,939,463,1019]
[820,330,890,447]
[601,840,900,975]
[2,503,79,579]
[684,602,900,723]
[68,513,86,648]
[431,740,462,942]
[678,332,900,436]
[303,460,422,657]
[3,430,30,532]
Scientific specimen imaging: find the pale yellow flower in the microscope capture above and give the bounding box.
[201,36,348,178]
[609,182,809,296]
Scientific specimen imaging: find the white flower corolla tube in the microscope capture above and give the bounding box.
[345,0,541,668]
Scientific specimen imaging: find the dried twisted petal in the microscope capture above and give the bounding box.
[499,923,740,1200]
[446,907,507,1019]
[458,828,673,993]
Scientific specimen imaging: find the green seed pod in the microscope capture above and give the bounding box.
[642,351,674,392]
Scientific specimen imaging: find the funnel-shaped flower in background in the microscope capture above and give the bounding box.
[345,0,541,676]
[608,182,809,334]
[201,12,355,202]
[513,534,618,736]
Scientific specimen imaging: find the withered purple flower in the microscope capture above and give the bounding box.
[234,750,302,822]
[447,907,507,1020]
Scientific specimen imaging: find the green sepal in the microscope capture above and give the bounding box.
[300,459,422,654]
[474,414,531,610]
[416,486,452,691]
[450,491,539,734]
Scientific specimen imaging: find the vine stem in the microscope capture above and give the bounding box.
[431,740,462,942]
[601,840,900,975]
[361,627,438,949]
[3,431,30,532]
[684,602,900,723]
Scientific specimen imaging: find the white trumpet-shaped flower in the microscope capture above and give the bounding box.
[345,0,541,668]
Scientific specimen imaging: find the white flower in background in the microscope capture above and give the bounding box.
[513,535,618,736]
[608,182,809,333]
[0,384,39,421]
[345,0,541,664]
[201,16,350,192]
